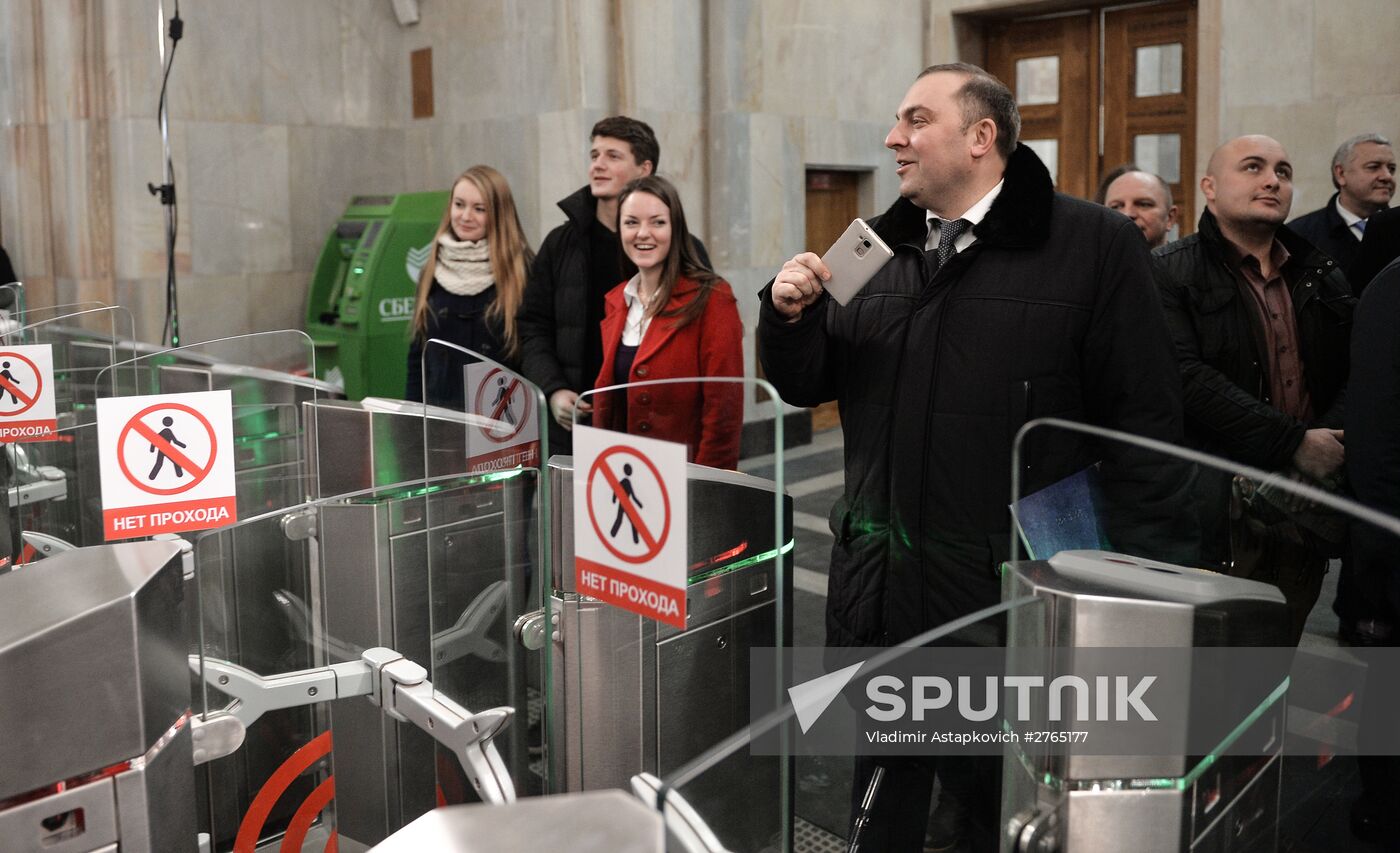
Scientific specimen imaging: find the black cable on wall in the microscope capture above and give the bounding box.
[148,1,183,346]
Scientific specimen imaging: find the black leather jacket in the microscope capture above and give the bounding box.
[1153,209,1354,469]
[1153,210,1355,566]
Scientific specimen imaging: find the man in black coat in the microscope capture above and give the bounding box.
[1288,133,1394,273]
[759,63,1186,853]
[1154,135,1355,645]
[1346,243,1400,842]
[517,116,657,455]
[1350,206,1400,297]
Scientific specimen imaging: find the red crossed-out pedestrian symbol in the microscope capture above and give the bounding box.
[0,350,43,417]
[474,368,530,443]
[116,402,219,496]
[586,445,672,565]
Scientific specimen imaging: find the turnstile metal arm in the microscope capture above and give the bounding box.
[9,471,66,506]
[190,654,373,730]
[432,580,508,665]
[190,647,517,804]
[19,530,76,559]
[362,647,516,804]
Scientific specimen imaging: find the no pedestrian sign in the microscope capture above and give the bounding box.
[0,345,58,442]
[573,425,688,628]
[465,363,540,473]
[97,390,238,540]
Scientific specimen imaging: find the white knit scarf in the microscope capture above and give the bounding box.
[435,233,494,296]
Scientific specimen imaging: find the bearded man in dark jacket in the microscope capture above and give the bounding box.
[758,63,1187,853]
[1153,135,1355,646]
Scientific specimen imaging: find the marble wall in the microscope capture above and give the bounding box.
[1,0,413,344]
[1214,0,1400,218]
[2,0,919,404]
[6,0,1389,375]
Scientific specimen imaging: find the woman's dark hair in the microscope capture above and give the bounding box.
[616,175,720,329]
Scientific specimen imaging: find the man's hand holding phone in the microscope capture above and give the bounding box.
[771,253,830,321]
[771,219,893,320]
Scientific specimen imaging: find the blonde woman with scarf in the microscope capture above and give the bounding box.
[406,165,534,408]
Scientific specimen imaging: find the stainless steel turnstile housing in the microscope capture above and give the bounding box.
[548,456,794,853]
[1001,550,1291,853]
[0,542,196,853]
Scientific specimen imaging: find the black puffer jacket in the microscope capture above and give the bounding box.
[758,145,1186,646]
[1152,209,1354,565]
[519,187,607,403]
[406,284,512,409]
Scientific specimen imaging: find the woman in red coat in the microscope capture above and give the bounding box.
[591,175,744,469]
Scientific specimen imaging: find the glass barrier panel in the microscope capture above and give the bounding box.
[653,595,1043,853]
[1,307,140,561]
[188,470,492,852]
[1,305,141,410]
[571,376,791,852]
[419,340,551,802]
[1007,419,1400,853]
[7,301,112,332]
[188,442,553,852]
[93,330,332,517]
[189,498,338,852]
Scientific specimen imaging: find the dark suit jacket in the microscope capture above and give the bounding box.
[1350,206,1400,295]
[1289,192,1365,273]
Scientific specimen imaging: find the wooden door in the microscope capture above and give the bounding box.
[1102,2,1197,234]
[985,13,1096,199]
[796,169,860,429]
[985,2,1198,234]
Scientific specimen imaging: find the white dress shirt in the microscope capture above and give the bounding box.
[621,274,654,346]
[925,180,1005,252]
[1335,196,1367,242]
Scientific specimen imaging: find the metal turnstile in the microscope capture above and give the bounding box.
[546,455,794,853]
[0,541,197,853]
[301,398,535,846]
[1000,550,1291,853]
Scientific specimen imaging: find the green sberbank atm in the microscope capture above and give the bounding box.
[305,191,448,400]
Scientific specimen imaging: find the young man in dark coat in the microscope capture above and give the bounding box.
[518,116,655,454]
[1153,135,1355,646]
[758,63,1186,853]
[518,116,710,455]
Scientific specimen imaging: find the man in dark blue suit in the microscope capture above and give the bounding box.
[1289,133,1394,273]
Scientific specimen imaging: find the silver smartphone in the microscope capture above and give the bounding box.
[819,218,894,305]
